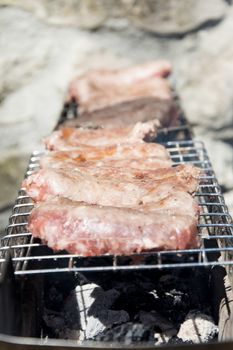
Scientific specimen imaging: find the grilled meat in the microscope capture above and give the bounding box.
[61,97,178,129]
[38,162,199,192]
[45,121,159,150]
[40,154,172,171]
[28,197,199,257]
[43,140,169,160]
[69,75,171,113]
[23,165,200,208]
[25,59,203,257]
[78,61,171,86]
[140,191,199,218]
[68,60,171,106]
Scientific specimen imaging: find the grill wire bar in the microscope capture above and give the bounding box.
[0,140,233,275]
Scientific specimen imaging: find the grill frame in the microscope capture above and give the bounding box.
[1,138,233,275]
[0,101,233,349]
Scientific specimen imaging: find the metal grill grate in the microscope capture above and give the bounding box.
[0,140,233,275]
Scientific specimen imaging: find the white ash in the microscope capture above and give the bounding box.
[62,283,129,340]
[177,310,218,343]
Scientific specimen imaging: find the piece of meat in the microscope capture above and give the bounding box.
[62,97,178,129]
[22,165,200,207]
[141,191,199,218]
[69,76,172,113]
[28,198,199,257]
[38,163,200,193]
[43,141,169,160]
[40,154,172,171]
[68,60,171,100]
[45,120,159,149]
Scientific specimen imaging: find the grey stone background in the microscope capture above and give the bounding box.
[0,0,232,235]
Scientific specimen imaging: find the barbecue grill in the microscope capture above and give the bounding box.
[1,140,232,274]
[0,100,233,349]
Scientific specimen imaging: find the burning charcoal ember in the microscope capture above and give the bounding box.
[63,283,129,340]
[177,311,218,343]
[93,322,155,344]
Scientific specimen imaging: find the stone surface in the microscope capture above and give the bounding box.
[178,25,233,140]
[198,137,233,191]
[224,190,233,216]
[0,152,28,208]
[0,208,11,237]
[0,0,228,35]
[39,0,110,29]
[124,0,227,36]
[0,7,97,153]
[0,0,117,29]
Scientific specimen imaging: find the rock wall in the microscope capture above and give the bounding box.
[0,0,228,34]
[0,0,232,233]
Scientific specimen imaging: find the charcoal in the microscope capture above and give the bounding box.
[157,275,190,309]
[155,273,211,324]
[167,337,193,345]
[84,309,129,340]
[43,310,65,330]
[44,273,76,312]
[43,309,80,340]
[63,283,129,340]
[139,310,176,334]
[43,309,65,337]
[177,310,218,343]
[93,322,155,344]
[46,286,64,311]
[42,269,216,344]
[154,329,177,345]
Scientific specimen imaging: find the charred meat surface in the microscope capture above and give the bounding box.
[62,97,178,129]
